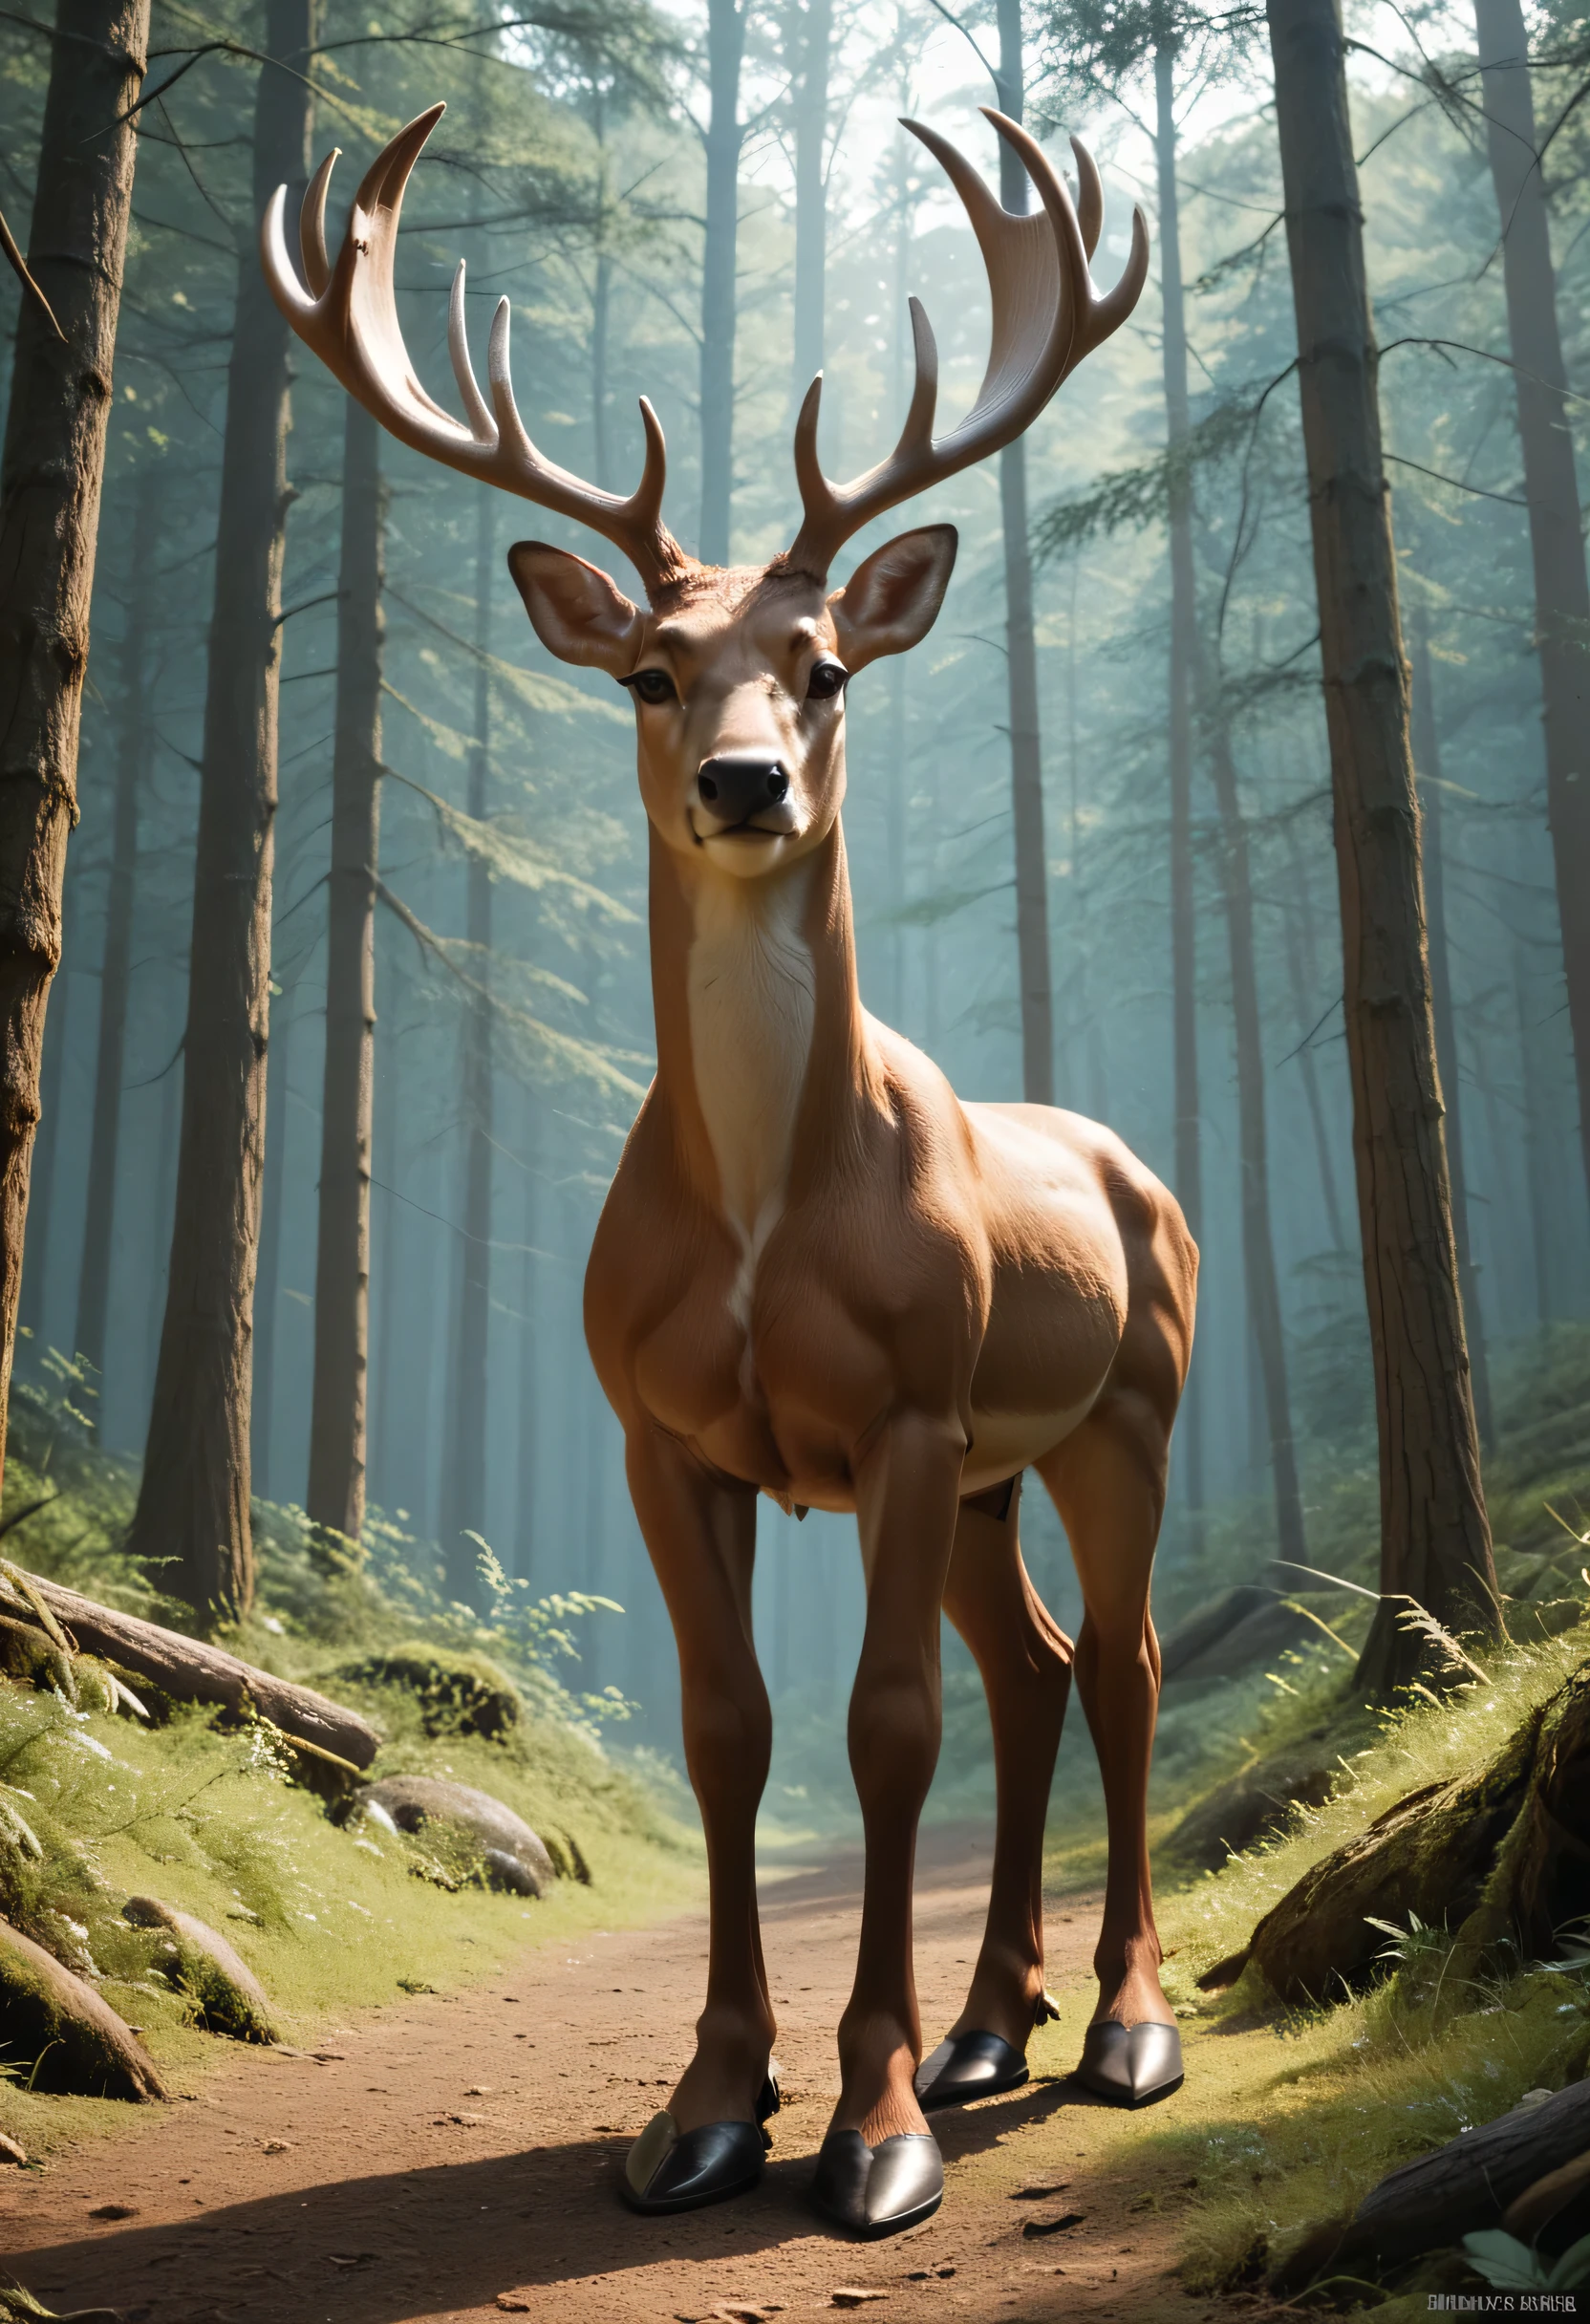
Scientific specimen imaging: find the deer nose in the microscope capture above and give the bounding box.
[696,756,789,824]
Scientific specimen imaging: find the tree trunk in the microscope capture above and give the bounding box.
[1514,933,1555,1324]
[787,0,832,401]
[128,0,316,1617]
[1154,43,1204,1513]
[0,0,151,1493]
[514,1101,537,1581]
[1265,0,1497,1693]
[1203,675,1308,1569]
[440,491,494,1602]
[1411,618,1493,1450]
[698,0,745,565]
[75,461,159,1380]
[997,0,1054,1107]
[307,399,384,1542]
[1280,816,1347,1251]
[18,875,75,1351]
[250,997,291,1501]
[1472,0,1590,1213]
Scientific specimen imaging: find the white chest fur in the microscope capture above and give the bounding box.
[686,866,817,1326]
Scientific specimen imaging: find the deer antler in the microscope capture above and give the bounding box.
[262,103,692,598]
[785,111,1149,580]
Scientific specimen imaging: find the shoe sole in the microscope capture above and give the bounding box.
[1072,2069,1184,2110]
[619,2167,763,2215]
[814,2185,944,2238]
[919,2063,1029,2114]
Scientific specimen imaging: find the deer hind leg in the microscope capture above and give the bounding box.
[1035,1386,1177,2073]
[919,1476,1073,2096]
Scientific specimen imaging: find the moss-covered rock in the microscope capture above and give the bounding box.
[334,1646,522,1742]
[121,1896,276,2041]
[349,1775,557,1896]
[0,1915,166,2100]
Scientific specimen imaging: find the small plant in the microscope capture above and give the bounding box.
[1462,2228,1590,2292]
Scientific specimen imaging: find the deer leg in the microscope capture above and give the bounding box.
[827,1415,964,2145]
[624,1422,774,2139]
[932,1476,1073,2062]
[1036,1390,1175,2046]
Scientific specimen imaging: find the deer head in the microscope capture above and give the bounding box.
[263,105,1147,883]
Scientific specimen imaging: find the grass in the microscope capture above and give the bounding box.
[0,1366,702,2164]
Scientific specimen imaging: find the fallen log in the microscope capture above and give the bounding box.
[0,1569,379,1770]
[0,1917,166,2101]
[1199,1658,1590,2003]
[1271,2080,1590,2295]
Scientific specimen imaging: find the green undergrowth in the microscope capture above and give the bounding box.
[0,1366,701,2162]
[1133,1612,1590,2306]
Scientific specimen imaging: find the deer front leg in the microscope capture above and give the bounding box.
[814,1410,964,2238]
[621,1422,776,2214]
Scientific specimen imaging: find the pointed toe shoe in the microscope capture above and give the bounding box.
[913,2029,1029,2112]
[621,2071,781,2215]
[812,2127,944,2237]
[1073,2020,1183,2108]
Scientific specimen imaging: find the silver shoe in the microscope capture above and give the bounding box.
[1073,2020,1183,2108]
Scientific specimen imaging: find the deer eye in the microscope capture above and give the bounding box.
[625,669,676,705]
[806,659,849,700]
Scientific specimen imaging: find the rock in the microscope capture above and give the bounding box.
[88,2204,137,2219]
[121,1898,275,2042]
[0,1917,165,2101]
[333,1646,521,1742]
[0,2131,25,2164]
[350,1777,557,1897]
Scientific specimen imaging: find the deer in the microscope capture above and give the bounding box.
[265,100,1194,2240]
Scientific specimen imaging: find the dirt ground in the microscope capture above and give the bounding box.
[1,1830,1231,2324]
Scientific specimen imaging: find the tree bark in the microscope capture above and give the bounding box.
[17,875,75,1351]
[1266,0,1497,1693]
[514,1101,537,1581]
[786,0,832,401]
[307,399,384,1542]
[1154,43,1204,1513]
[439,490,494,1602]
[0,0,151,1493]
[249,996,291,1501]
[1280,816,1347,1251]
[128,0,316,1617]
[75,460,159,1380]
[1411,619,1493,1450]
[1472,0,1590,1212]
[1203,675,1308,1569]
[698,0,746,565]
[997,0,1054,1107]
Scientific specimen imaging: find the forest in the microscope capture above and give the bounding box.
[0,0,1588,2311]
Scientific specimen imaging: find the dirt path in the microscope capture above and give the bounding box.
[2,1831,1220,2323]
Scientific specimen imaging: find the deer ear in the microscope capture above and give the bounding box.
[827,525,957,670]
[506,542,645,676]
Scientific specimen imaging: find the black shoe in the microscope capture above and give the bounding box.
[914,2029,1028,2111]
[1073,2021,1183,2108]
[620,2070,781,2215]
[812,2128,943,2237]
[913,1990,1058,2113]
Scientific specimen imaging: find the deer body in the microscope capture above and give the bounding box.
[266,102,1193,2235]
[591,813,1157,1520]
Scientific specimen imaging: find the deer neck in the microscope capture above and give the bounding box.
[648,819,870,1256]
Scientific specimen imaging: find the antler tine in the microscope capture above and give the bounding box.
[785,109,1149,581]
[262,104,689,597]
[1070,135,1103,263]
[300,148,337,299]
